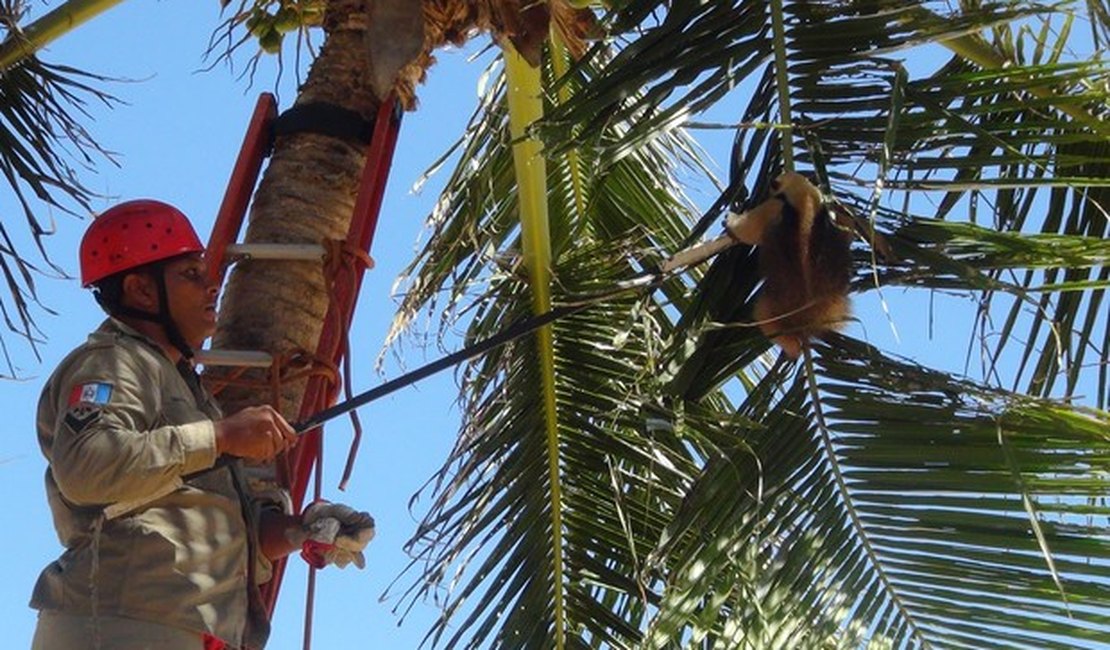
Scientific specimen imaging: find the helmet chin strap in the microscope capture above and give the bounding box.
[97,264,195,360]
[154,272,196,361]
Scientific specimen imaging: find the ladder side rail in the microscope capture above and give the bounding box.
[206,92,278,285]
[261,96,403,614]
[287,97,404,508]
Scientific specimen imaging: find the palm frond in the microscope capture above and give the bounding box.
[647,365,885,650]
[649,336,1110,648]
[820,336,1110,648]
[0,1,118,366]
[525,2,1109,648]
[386,1,1110,647]
[0,0,127,71]
[394,242,699,648]
[564,0,1110,404]
[387,46,707,647]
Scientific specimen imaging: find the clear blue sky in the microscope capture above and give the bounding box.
[0,3,1002,650]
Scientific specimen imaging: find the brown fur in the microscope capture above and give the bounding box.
[728,173,854,358]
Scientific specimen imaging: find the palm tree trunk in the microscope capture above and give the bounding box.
[210,0,382,419]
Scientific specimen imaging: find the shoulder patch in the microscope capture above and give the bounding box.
[64,404,103,434]
[68,382,113,406]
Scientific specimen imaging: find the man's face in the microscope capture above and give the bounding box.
[163,254,219,347]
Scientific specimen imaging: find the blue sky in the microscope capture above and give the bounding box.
[0,2,1058,649]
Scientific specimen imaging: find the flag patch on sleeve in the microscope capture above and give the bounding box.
[68,382,113,406]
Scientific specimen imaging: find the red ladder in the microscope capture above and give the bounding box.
[200,91,403,619]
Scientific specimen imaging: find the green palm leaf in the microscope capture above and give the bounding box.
[0,1,117,366]
[648,336,1110,648]
[535,1,1108,647]
[389,47,705,647]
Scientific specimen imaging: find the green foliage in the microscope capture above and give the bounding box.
[211,0,325,67]
[391,1,1110,648]
[0,0,118,370]
[388,47,707,647]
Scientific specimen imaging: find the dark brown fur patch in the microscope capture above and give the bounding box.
[756,200,853,355]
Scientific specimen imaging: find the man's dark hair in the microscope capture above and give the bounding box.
[89,252,200,359]
[91,264,160,316]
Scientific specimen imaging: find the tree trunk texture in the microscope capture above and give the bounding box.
[206,1,589,419]
[209,0,381,420]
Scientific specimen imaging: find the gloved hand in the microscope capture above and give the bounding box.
[294,501,376,569]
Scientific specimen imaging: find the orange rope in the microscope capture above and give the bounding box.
[203,351,342,495]
[202,238,375,650]
[299,238,374,650]
[203,351,342,399]
[320,238,374,492]
[322,237,375,281]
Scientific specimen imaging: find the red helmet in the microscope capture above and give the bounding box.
[80,200,205,286]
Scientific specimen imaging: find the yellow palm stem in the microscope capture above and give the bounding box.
[0,0,127,72]
[503,40,566,650]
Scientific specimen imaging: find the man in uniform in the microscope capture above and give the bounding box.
[30,200,376,649]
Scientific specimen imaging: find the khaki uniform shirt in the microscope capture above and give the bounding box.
[31,318,272,649]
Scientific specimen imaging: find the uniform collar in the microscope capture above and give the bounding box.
[94,317,179,363]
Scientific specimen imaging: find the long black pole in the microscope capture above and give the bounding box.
[293,299,597,434]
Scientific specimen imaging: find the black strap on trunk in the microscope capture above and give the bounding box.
[272,102,376,146]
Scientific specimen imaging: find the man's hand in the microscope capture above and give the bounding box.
[293,501,376,569]
[214,405,297,461]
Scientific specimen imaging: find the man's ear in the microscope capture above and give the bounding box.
[121,272,160,312]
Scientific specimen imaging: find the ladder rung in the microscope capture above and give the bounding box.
[195,349,274,368]
[226,243,327,261]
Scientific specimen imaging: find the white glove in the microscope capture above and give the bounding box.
[297,501,376,569]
